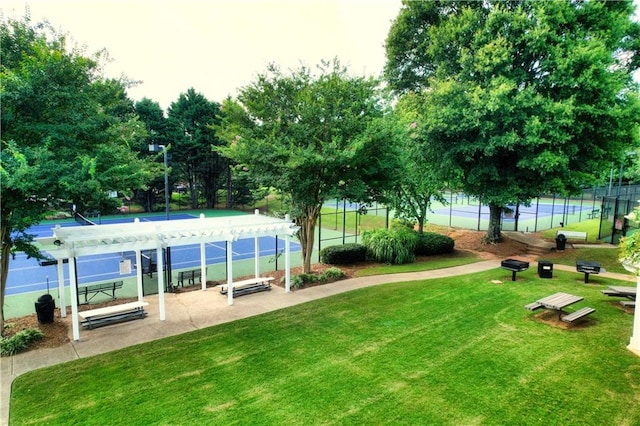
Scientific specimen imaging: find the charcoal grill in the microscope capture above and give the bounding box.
[576,260,601,283]
[501,258,530,281]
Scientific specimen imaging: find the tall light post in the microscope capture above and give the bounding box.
[149,143,172,290]
[149,144,169,220]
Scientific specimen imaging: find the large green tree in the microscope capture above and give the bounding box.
[384,92,445,234]
[218,60,396,273]
[0,17,155,333]
[385,0,640,242]
[135,98,172,212]
[168,88,223,209]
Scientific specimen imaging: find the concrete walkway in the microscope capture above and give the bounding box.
[1,259,634,425]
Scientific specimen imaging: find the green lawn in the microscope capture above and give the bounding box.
[355,251,480,277]
[546,247,627,274]
[10,268,640,425]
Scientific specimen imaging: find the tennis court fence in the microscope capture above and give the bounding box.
[259,185,639,257]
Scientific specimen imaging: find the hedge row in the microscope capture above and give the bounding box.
[320,231,455,266]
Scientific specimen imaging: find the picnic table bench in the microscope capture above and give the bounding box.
[78,280,123,303]
[78,301,148,329]
[561,307,596,324]
[220,277,274,297]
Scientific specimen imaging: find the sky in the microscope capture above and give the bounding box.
[2,0,403,111]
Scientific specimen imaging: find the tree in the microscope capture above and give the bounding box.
[385,0,640,242]
[218,60,396,273]
[135,98,171,212]
[0,16,155,334]
[167,88,223,209]
[384,92,445,234]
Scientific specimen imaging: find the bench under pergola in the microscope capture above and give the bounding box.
[36,211,299,340]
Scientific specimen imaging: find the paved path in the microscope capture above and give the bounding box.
[1,259,634,425]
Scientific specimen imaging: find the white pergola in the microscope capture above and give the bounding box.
[35,211,299,340]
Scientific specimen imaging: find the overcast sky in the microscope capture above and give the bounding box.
[2,0,403,111]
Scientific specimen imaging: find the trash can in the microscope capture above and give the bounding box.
[555,234,567,251]
[34,294,55,324]
[538,260,553,279]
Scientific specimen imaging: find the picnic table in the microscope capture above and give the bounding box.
[525,292,594,323]
[538,292,583,318]
[601,286,636,307]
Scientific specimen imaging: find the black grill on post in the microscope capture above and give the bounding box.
[576,260,601,283]
[501,259,530,281]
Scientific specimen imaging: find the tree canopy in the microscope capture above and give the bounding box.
[385,0,640,242]
[0,16,156,332]
[167,88,223,209]
[218,60,396,272]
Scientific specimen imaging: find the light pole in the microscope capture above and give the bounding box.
[149,144,169,220]
[149,143,172,290]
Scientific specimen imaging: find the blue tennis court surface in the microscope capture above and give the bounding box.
[6,213,300,296]
[434,203,589,220]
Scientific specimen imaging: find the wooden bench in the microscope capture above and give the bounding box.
[79,301,149,329]
[620,301,636,308]
[561,307,595,324]
[524,302,543,311]
[79,281,124,303]
[176,269,205,287]
[556,230,588,242]
[220,277,274,297]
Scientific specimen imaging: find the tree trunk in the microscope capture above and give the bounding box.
[417,204,427,234]
[296,204,321,274]
[485,203,503,243]
[0,223,11,336]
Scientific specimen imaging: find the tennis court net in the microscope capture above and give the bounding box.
[74,211,98,226]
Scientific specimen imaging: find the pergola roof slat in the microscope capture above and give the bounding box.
[37,213,298,259]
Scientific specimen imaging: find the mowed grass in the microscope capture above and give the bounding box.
[11,267,640,425]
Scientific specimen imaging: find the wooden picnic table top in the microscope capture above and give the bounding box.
[537,292,583,311]
[607,286,637,295]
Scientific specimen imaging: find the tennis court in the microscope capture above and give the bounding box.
[6,213,301,297]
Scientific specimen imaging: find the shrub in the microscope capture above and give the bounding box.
[320,243,367,265]
[320,267,346,282]
[390,218,416,231]
[0,328,45,356]
[415,232,455,256]
[289,273,319,289]
[362,227,417,265]
[283,267,347,289]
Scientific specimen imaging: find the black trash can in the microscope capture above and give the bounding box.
[538,260,553,279]
[34,294,55,324]
[555,234,567,251]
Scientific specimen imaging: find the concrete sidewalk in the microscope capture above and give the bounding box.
[1,258,634,425]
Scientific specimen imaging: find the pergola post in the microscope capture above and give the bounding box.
[628,275,640,355]
[285,214,291,293]
[226,240,234,305]
[200,242,207,291]
[69,254,80,341]
[254,209,260,278]
[135,249,144,302]
[57,258,66,318]
[156,241,166,321]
